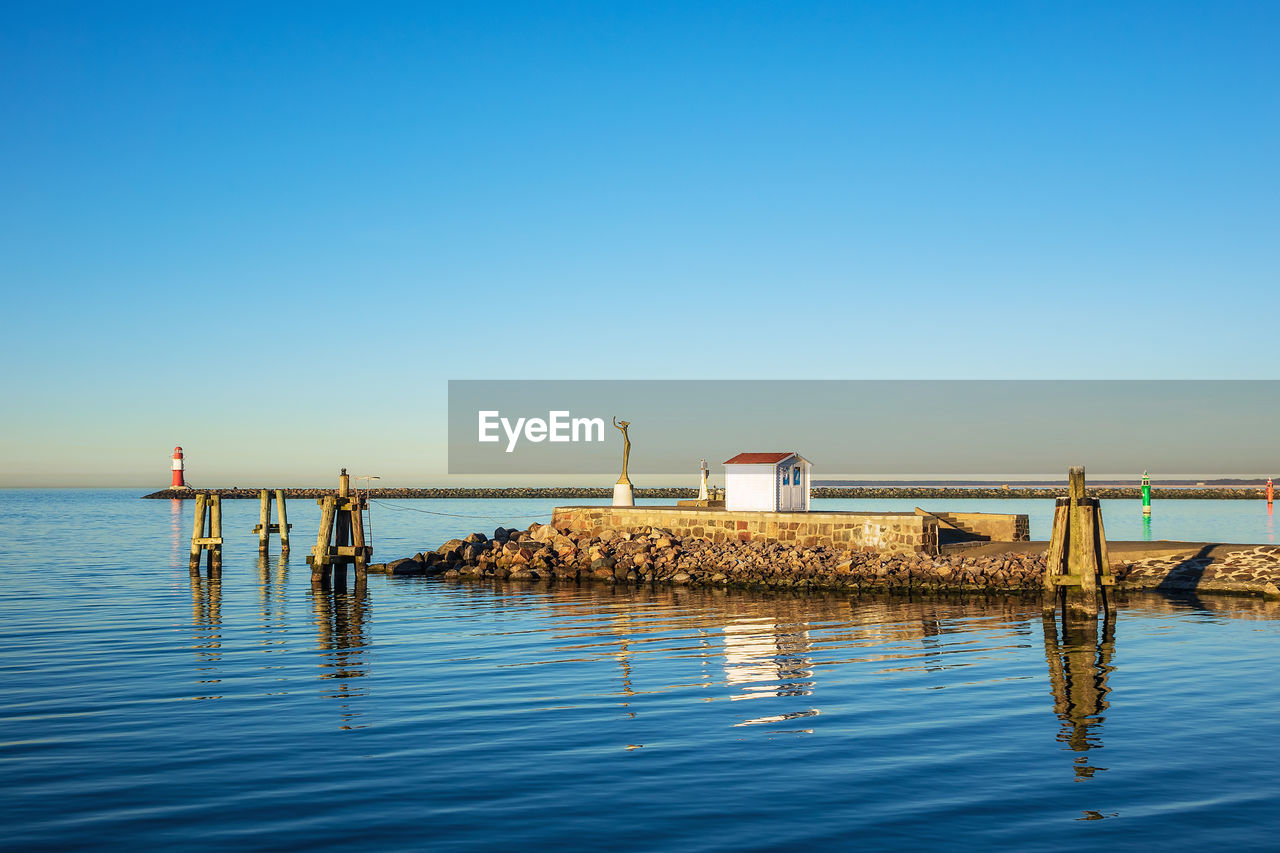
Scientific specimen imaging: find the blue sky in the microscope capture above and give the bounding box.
[2,2,1276,486]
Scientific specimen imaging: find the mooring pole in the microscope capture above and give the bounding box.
[1043,467,1112,615]
[257,490,271,554]
[276,489,290,554]
[252,489,292,556]
[190,493,207,569]
[208,495,223,572]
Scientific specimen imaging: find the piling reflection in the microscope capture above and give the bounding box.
[1042,609,1115,779]
[257,555,289,641]
[188,567,223,699]
[310,577,371,729]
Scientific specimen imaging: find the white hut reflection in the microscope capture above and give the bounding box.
[722,617,818,729]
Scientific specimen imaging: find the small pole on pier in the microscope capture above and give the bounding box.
[251,489,292,555]
[189,493,223,572]
[1043,467,1113,615]
[1141,471,1151,516]
[307,469,371,585]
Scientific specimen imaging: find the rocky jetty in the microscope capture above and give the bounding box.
[811,486,1271,500]
[143,486,1269,500]
[142,486,702,500]
[370,521,1050,593]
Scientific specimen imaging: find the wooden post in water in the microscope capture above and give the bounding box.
[209,496,222,572]
[256,490,270,554]
[1043,467,1113,614]
[308,469,371,585]
[189,492,207,568]
[276,489,290,554]
[190,493,224,572]
[252,489,292,555]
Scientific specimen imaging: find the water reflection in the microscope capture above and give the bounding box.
[188,567,223,699]
[1042,610,1115,779]
[524,586,1046,732]
[257,555,289,636]
[170,498,183,567]
[1142,515,1153,541]
[311,577,371,729]
[723,618,817,729]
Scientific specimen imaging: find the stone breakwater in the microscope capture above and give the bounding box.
[142,486,701,500]
[143,486,1270,500]
[371,523,1280,597]
[371,521,1049,592]
[820,486,1272,500]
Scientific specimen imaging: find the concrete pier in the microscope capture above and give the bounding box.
[550,505,1029,556]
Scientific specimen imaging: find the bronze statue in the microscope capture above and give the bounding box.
[613,417,632,485]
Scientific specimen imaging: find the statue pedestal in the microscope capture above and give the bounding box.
[613,482,635,507]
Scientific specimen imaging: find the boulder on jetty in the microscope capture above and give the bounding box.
[368,521,1048,592]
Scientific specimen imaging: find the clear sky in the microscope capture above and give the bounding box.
[2,2,1276,486]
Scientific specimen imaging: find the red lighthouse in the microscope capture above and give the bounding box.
[171,446,187,489]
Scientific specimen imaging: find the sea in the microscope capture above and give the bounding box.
[2,489,1279,851]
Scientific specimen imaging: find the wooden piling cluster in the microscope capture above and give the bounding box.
[189,493,224,572]
[1043,467,1114,614]
[252,489,292,555]
[307,469,371,585]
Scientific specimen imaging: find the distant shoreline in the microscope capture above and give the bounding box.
[141,485,1273,500]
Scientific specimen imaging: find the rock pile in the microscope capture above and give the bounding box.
[370,522,1047,592]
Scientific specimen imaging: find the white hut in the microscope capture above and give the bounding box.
[723,452,812,512]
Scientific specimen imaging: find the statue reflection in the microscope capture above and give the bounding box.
[1042,609,1116,779]
[189,566,223,699]
[311,575,371,729]
[616,635,637,719]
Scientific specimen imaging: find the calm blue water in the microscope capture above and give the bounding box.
[3,490,1280,851]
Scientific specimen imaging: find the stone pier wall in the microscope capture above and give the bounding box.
[551,506,941,555]
[932,511,1031,541]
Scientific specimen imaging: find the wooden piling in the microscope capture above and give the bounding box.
[276,489,290,554]
[208,496,222,571]
[311,496,338,581]
[1043,467,1113,615]
[251,489,292,555]
[189,492,223,572]
[190,493,207,568]
[257,490,271,554]
[307,469,372,585]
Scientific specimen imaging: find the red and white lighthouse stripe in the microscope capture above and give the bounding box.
[172,446,186,488]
